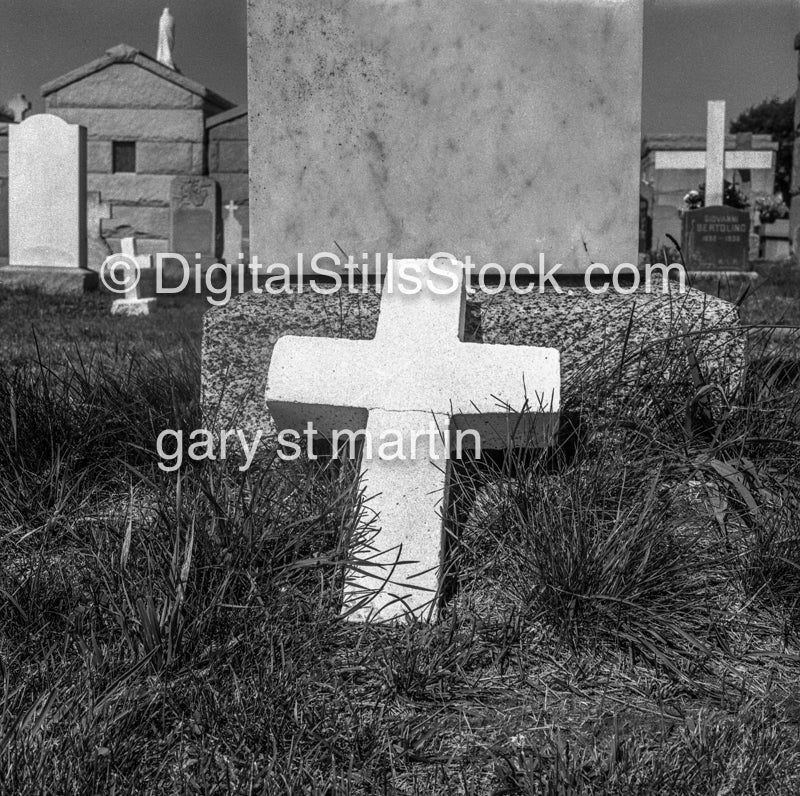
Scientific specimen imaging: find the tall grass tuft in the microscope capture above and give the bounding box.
[2,307,800,792]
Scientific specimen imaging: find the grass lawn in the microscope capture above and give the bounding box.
[1,269,800,794]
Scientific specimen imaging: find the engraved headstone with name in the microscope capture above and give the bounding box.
[169,176,220,262]
[681,206,750,271]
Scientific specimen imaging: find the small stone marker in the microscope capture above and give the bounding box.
[109,252,157,316]
[9,114,87,269]
[265,257,560,621]
[222,200,243,265]
[7,94,30,124]
[170,176,220,262]
[86,192,112,269]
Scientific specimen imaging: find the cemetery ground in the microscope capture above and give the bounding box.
[1,266,800,794]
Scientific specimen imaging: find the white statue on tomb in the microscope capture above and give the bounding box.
[157,7,176,70]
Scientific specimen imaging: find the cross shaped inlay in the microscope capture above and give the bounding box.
[86,192,111,237]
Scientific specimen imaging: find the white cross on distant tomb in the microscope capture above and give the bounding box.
[265,257,561,622]
[223,201,243,265]
[7,94,30,124]
[652,100,773,207]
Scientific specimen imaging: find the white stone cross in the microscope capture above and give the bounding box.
[121,236,152,270]
[266,257,560,622]
[107,252,141,302]
[7,94,30,124]
[108,241,157,316]
[223,201,243,265]
[653,100,773,207]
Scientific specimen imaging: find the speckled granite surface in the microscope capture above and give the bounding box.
[202,282,742,443]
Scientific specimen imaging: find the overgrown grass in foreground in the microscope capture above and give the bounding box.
[1,321,800,792]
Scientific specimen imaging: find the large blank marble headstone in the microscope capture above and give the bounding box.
[9,114,87,268]
[248,0,643,272]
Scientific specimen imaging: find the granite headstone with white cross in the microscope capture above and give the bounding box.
[202,0,744,627]
[266,257,560,621]
[653,101,770,273]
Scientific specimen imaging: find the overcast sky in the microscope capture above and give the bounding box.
[1,0,797,136]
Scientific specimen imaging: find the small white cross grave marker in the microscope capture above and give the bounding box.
[121,236,152,270]
[108,246,157,317]
[223,201,243,265]
[266,257,560,622]
[653,100,773,207]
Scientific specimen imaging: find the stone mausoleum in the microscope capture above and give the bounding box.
[0,10,250,266]
[41,43,248,258]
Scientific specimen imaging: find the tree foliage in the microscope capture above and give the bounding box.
[730,96,795,204]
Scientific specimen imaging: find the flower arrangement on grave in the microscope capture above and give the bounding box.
[754,193,789,224]
[682,190,703,211]
[681,180,750,213]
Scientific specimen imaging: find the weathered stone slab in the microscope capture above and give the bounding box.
[248,0,643,272]
[0,265,98,295]
[9,114,87,268]
[202,281,742,448]
[170,175,220,261]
